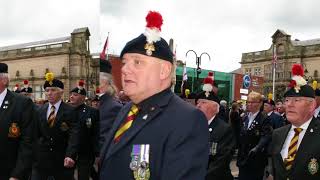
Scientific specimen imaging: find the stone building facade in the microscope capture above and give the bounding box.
[241,29,320,100]
[0,27,99,100]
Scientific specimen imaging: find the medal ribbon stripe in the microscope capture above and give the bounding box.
[114,104,139,143]
[285,128,302,170]
[48,105,56,128]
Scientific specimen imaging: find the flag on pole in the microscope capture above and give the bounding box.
[100,32,109,60]
[272,45,277,69]
[173,44,177,60]
[182,64,188,81]
[181,64,188,91]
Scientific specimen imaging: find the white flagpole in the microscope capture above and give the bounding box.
[272,44,276,101]
[106,32,110,61]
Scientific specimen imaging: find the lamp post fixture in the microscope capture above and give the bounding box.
[185,50,211,80]
[185,50,211,92]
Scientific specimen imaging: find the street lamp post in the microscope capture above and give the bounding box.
[185,50,211,91]
[186,50,211,80]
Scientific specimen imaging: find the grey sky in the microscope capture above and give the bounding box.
[1,0,320,72]
[100,0,320,72]
[0,0,100,52]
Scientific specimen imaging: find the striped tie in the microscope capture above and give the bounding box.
[114,104,139,143]
[48,105,56,128]
[284,128,303,170]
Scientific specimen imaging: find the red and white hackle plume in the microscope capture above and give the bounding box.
[96,88,100,94]
[202,73,214,97]
[289,64,307,93]
[144,11,163,44]
[23,80,29,88]
[13,84,19,91]
[78,79,85,90]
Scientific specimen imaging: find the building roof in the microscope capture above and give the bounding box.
[230,68,242,74]
[291,38,320,46]
[271,29,289,38]
[72,27,90,36]
[0,36,70,51]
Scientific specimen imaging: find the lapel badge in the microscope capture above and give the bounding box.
[60,122,69,131]
[8,122,21,138]
[310,128,314,133]
[3,105,8,109]
[86,118,92,128]
[308,158,319,175]
[209,128,212,132]
[142,114,148,120]
[4,100,9,105]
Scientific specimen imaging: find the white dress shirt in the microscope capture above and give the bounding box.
[47,100,62,120]
[208,115,216,125]
[0,88,8,107]
[314,106,320,117]
[280,117,313,160]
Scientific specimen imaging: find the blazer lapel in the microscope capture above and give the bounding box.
[291,117,319,172]
[0,90,14,120]
[100,105,131,161]
[105,91,173,161]
[106,105,163,160]
[274,124,291,171]
[53,102,65,128]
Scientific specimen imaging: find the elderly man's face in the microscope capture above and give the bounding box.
[196,99,218,120]
[284,97,316,126]
[121,53,165,103]
[263,103,273,113]
[69,92,85,106]
[45,87,63,104]
[0,76,9,92]
[276,102,285,113]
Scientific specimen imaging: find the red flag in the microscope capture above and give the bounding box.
[100,33,109,60]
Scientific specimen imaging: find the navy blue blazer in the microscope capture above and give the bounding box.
[99,89,209,180]
[268,111,285,129]
[0,90,36,179]
[98,93,122,152]
[271,117,320,180]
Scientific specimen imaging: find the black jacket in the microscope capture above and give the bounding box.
[0,90,36,179]
[76,104,99,158]
[270,117,320,180]
[33,102,80,171]
[206,117,235,180]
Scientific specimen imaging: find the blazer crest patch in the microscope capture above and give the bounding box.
[308,158,319,175]
[8,122,21,138]
[60,122,69,131]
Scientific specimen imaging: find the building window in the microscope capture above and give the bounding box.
[245,68,251,75]
[254,67,261,76]
[34,85,45,100]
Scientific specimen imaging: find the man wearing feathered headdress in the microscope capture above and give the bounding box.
[69,80,99,180]
[270,64,320,179]
[99,11,208,180]
[31,72,80,180]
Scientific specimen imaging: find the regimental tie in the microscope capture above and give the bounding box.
[48,105,56,128]
[114,104,139,143]
[284,128,303,170]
